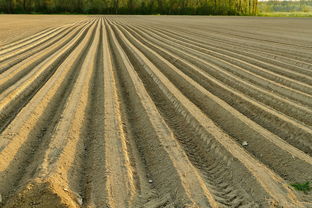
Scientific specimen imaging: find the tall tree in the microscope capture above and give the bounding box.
[0,0,258,15]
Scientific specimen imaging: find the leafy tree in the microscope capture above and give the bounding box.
[0,0,258,15]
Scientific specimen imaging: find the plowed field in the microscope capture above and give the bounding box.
[0,16,312,208]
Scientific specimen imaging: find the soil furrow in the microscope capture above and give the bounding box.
[1,16,312,208]
[0,20,98,207]
[0,21,92,90]
[0,19,89,50]
[0,26,64,53]
[149,31,312,108]
[116,23,312,155]
[121,23,312,121]
[0,20,93,134]
[2,19,100,208]
[0,27,56,49]
[78,19,140,208]
[0,19,91,56]
[115,28,258,207]
[0,21,90,74]
[107,19,220,207]
[141,22,312,70]
[0,26,70,61]
[126,23,312,100]
[109,19,307,207]
[170,24,312,62]
[111,21,312,186]
[78,19,108,208]
[134,23,312,84]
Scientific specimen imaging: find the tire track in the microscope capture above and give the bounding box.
[112,25,257,207]
[106,19,219,207]
[0,16,311,207]
[115,23,312,155]
[108,18,306,206]
[112,21,312,181]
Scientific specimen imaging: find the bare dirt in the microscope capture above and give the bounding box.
[0,15,312,208]
[0,15,88,45]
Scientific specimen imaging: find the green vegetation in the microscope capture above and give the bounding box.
[258,11,312,17]
[291,182,311,193]
[0,0,257,15]
[258,0,312,16]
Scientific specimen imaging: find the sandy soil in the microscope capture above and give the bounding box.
[0,15,312,207]
[0,15,88,45]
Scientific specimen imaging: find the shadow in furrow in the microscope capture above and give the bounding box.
[1,22,98,205]
[0,23,88,74]
[110,22,312,185]
[110,21,256,207]
[0,24,91,134]
[72,21,108,207]
[119,25,312,155]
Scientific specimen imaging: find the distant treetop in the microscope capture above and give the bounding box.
[0,0,257,15]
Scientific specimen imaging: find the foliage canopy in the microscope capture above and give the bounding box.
[0,0,257,15]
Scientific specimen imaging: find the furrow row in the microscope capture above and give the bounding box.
[0,16,311,207]
[0,18,99,207]
[168,23,312,62]
[114,22,312,155]
[106,19,218,207]
[125,23,312,101]
[138,23,312,83]
[0,20,92,74]
[0,20,93,133]
[132,21,312,71]
[0,19,92,57]
[107,18,310,207]
[112,19,312,181]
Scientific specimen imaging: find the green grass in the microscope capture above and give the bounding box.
[291,182,311,193]
[258,11,312,17]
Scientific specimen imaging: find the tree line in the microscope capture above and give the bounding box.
[0,0,257,15]
[258,0,312,13]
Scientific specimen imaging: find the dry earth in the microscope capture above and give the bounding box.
[0,15,87,45]
[0,15,312,208]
